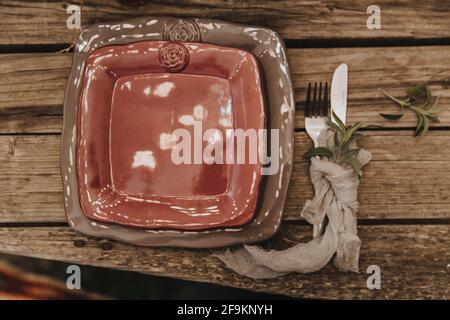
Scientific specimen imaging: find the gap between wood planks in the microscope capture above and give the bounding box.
[0,218,449,229]
[293,126,450,133]
[4,37,450,55]
[285,37,450,49]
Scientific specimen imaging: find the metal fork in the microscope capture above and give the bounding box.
[305,82,329,148]
[304,82,329,238]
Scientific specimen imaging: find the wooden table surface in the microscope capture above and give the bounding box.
[0,0,449,299]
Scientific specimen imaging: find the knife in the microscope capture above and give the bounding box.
[330,63,348,125]
[313,63,348,238]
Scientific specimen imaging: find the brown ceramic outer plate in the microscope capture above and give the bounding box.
[62,17,295,248]
[77,41,265,230]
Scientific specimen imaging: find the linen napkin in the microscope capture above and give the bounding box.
[216,127,372,278]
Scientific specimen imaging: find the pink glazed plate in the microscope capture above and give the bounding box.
[77,41,265,230]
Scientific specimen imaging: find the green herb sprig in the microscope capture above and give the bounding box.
[381,83,440,136]
[305,113,363,178]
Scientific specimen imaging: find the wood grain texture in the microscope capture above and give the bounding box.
[2,45,450,133]
[0,53,69,133]
[2,131,450,223]
[2,0,450,46]
[292,46,450,129]
[0,224,448,299]
[1,1,450,298]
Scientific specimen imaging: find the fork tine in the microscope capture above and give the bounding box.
[317,82,323,117]
[312,82,318,116]
[305,82,311,117]
[322,82,329,117]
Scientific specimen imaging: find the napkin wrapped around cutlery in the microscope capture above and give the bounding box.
[216,127,372,278]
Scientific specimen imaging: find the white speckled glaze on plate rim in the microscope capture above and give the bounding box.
[61,17,295,248]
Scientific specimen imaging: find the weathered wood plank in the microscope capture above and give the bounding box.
[2,1,450,46]
[0,53,70,133]
[2,45,450,133]
[292,46,450,129]
[0,224,448,299]
[2,131,450,223]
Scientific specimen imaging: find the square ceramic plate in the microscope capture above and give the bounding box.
[62,17,294,248]
[77,40,265,230]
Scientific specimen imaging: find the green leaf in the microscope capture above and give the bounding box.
[420,116,430,137]
[317,121,364,178]
[408,83,431,107]
[429,115,440,123]
[329,122,345,137]
[344,122,363,142]
[382,83,440,137]
[343,157,362,178]
[423,95,438,111]
[380,113,404,120]
[332,111,346,132]
[408,83,425,97]
[425,96,440,113]
[347,148,361,156]
[383,90,408,107]
[304,147,333,158]
[333,130,340,148]
[414,114,425,137]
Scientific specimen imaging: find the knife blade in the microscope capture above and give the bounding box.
[330,63,348,125]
